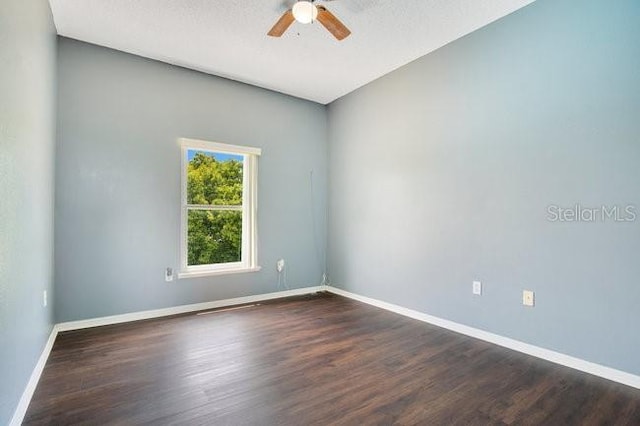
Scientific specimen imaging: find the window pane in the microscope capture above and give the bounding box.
[187,209,242,266]
[187,150,243,206]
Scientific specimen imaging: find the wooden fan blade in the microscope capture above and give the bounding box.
[316,6,351,41]
[268,10,295,37]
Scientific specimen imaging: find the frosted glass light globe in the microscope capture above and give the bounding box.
[292,1,318,24]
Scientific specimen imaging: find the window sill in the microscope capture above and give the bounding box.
[178,266,262,280]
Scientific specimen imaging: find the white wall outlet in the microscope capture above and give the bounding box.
[276,259,285,273]
[472,281,482,295]
[43,290,47,307]
[523,290,535,307]
[165,267,174,282]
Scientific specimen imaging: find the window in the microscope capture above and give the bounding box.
[179,138,261,278]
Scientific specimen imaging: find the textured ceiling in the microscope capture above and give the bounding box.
[48,0,535,104]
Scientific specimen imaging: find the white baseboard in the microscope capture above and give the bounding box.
[9,285,323,425]
[10,326,58,426]
[324,285,640,390]
[56,286,324,332]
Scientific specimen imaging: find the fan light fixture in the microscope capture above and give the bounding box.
[267,1,351,40]
[292,1,318,24]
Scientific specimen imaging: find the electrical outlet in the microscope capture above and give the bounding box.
[276,259,285,272]
[165,267,174,282]
[472,281,482,295]
[43,290,47,307]
[523,290,535,307]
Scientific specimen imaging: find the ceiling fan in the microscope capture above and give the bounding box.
[268,0,351,41]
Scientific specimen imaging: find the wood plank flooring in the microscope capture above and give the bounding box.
[24,292,640,425]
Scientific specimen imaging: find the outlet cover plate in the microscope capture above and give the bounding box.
[523,290,535,307]
[473,281,482,295]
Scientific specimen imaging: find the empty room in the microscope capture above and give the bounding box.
[2,0,640,424]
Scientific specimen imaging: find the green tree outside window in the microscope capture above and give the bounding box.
[186,151,244,265]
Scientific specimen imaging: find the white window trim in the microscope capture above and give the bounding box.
[178,138,261,279]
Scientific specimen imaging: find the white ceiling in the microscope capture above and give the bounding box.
[49,0,535,105]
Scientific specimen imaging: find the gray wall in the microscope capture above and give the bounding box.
[328,0,640,375]
[55,38,327,322]
[0,0,57,423]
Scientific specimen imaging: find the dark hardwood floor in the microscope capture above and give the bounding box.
[25,292,640,425]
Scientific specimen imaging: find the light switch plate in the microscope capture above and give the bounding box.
[473,281,482,295]
[523,290,535,307]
